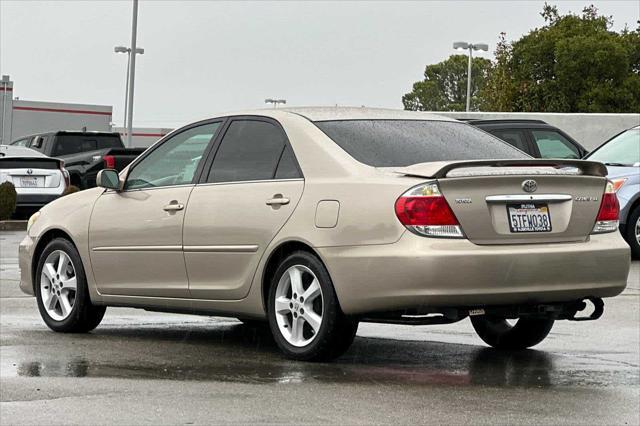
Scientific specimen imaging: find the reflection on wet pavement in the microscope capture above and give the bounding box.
[3,322,637,389]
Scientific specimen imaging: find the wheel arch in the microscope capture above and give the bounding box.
[31,228,80,294]
[260,240,333,313]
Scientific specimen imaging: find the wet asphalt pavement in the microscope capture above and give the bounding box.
[1,230,639,425]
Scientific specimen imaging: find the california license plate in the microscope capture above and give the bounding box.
[507,203,552,233]
[19,176,40,187]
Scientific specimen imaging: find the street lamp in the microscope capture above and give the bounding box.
[265,98,286,108]
[114,46,144,134]
[453,41,489,112]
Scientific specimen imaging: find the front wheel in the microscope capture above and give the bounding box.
[470,316,554,350]
[35,238,106,333]
[267,251,358,361]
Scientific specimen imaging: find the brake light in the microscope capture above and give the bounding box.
[395,182,464,238]
[103,155,116,169]
[591,181,620,234]
[59,162,70,187]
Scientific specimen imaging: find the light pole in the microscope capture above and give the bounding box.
[265,98,286,108]
[124,0,141,148]
[114,46,144,133]
[453,41,488,112]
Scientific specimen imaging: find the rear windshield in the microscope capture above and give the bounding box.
[0,159,59,169]
[53,134,123,156]
[314,120,528,167]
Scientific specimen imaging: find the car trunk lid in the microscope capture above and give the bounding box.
[394,159,608,244]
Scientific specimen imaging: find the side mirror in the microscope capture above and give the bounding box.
[96,169,121,190]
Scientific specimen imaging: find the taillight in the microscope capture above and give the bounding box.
[103,155,116,169]
[395,182,464,238]
[591,180,620,234]
[59,162,70,187]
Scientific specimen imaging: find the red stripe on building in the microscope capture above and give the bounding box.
[0,87,13,91]
[13,106,112,116]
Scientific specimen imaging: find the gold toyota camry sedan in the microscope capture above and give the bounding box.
[19,108,630,361]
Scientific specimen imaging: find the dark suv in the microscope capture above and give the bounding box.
[463,119,588,159]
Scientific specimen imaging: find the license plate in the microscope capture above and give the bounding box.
[507,203,552,233]
[19,176,40,187]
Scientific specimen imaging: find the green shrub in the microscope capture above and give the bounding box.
[0,181,17,220]
[62,185,80,197]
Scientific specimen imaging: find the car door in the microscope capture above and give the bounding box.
[88,121,222,297]
[183,117,304,300]
[529,129,582,159]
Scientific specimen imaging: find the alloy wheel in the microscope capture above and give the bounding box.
[274,265,324,347]
[635,216,640,246]
[40,250,77,321]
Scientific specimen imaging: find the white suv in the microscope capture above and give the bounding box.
[0,145,69,210]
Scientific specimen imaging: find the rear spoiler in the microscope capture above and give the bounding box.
[394,159,608,179]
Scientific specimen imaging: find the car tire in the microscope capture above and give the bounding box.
[35,238,106,333]
[267,251,358,361]
[624,207,640,259]
[470,316,554,350]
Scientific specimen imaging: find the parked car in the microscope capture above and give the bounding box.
[0,145,69,211]
[11,131,145,189]
[463,119,588,159]
[585,126,640,258]
[19,108,630,361]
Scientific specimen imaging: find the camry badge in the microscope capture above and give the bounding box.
[522,179,537,193]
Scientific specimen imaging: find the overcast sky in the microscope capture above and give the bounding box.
[1,1,638,128]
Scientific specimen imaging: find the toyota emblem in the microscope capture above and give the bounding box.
[27,169,33,175]
[522,179,537,193]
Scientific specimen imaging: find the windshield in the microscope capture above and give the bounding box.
[314,120,528,167]
[588,128,640,166]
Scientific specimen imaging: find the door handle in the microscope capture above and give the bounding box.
[266,196,290,206]
[163,201,184,212]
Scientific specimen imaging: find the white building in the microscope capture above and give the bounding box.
[0,75,167,148]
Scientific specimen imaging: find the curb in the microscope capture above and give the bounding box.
[0,220,27,231]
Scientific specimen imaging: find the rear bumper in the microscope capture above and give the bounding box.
[16,193,61,208]
[319,231,630,315]
[19,234,36,295]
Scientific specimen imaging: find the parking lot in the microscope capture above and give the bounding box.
[1,229,638,425]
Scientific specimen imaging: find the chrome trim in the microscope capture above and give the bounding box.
[195,178,304,188]
[183,245,259,253]
[92,246,182,252]
[485,194,573,203]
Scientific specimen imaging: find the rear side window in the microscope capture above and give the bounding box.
[53,135,122,156]
[489,129,530,154]
[275,145,302,179]
[314,120,527,167]
[207,120,288,183]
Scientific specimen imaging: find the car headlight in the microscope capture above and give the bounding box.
[27,211,40,233]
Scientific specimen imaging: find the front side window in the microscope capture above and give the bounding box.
[314,120,527,167]
[206,120,288,183]
[531,130,580,159]
[125,122,220,190]
[587,129,640,166]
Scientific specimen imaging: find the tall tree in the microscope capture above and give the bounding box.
[403,54,491,111]
[479,3,640,113]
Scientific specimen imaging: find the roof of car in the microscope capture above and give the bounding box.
[281,107,457,122]
[0,145,48,158]
[211,107,458,123]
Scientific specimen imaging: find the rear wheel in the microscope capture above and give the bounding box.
[470,316,554,350]
[267,251,358,361]
[624,207,640,259]
[35,238,106,333]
